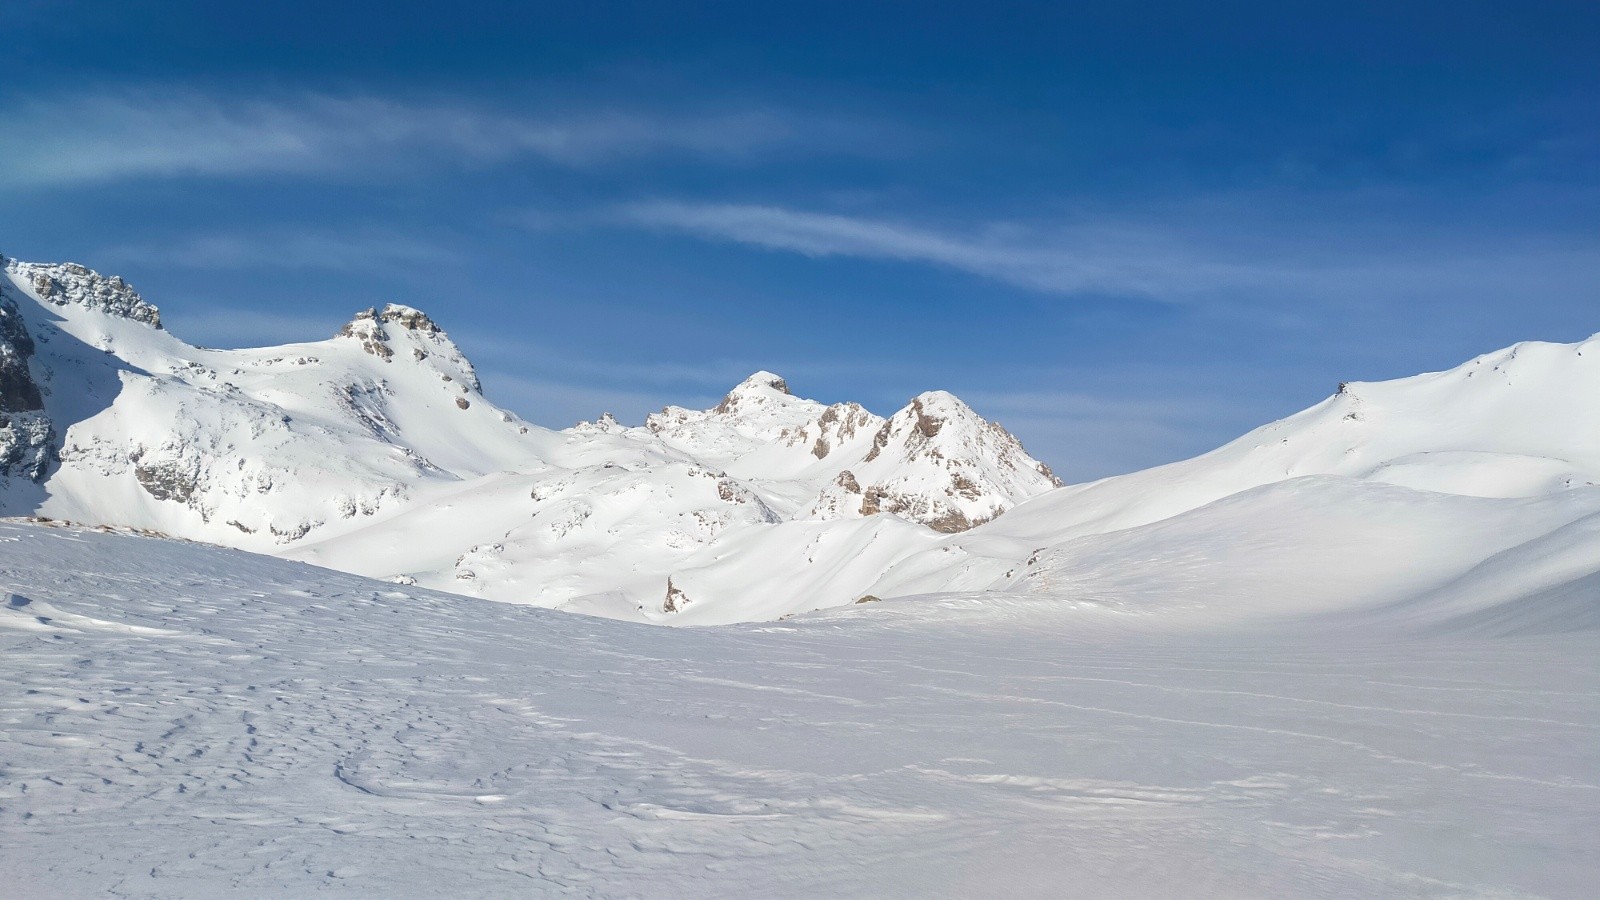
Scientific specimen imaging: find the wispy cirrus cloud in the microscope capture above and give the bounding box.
[620,201,1215,298]
[619,199,1600,305]
[0,88,881,188]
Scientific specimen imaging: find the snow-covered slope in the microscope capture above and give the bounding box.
[0,256,1060,620]
[5,520,1598,897]
[823,334,1600,615]
[0,258,559,550]
[617,330,1600,624]
[975,332,1600,547]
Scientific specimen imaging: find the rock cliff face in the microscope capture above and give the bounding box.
[0,264,57,481]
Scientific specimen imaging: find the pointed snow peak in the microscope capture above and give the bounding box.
[3,259,162,328]
[745,370,790,393]
[733,370,790,397]
[905,390,980,435]
[862,389,1063,487]
[911,389,985,418]
[714,371,793,414]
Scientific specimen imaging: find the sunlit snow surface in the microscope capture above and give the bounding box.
[3,522,1596,897]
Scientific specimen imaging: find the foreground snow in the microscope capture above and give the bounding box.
[3,521,1596,897]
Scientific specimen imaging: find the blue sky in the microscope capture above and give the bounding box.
[2,1,1596,480]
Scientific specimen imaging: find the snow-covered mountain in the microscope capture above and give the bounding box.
[0,255,1059,620]
[3,253,1596,627]
[5,257,1600,896]
[634,371,1061,532]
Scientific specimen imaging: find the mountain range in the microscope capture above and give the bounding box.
[2,254,1596,629]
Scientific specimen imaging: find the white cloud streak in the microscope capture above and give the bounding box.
[0,89,851,188]
[620,201,1254,299]
[619,200,1600,303]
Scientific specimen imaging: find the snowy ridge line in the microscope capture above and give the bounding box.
[0,256,1060,622]
[2,254,1598,625]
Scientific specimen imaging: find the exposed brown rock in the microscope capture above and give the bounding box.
[133,462,196,504]
[910,397,943,438]
[716,478,746,503]
[9,261,163,329]
[950,472,983,500]
[663,577,690,613]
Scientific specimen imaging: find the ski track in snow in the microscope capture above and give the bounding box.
[3,522,1598,898]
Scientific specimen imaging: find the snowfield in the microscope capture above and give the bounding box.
[2,521,1598,898]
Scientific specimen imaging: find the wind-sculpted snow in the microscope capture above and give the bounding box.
[2,521,1598,897]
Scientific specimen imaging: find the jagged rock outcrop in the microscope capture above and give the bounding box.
[3,258,162,328]
[571,412,624,434]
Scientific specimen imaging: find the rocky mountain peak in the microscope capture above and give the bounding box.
[780,400,882,460]
[3,258,162,329]
[336,303,478,389]
[337,304,444,342]
[866,390,985,463]
[793,388,1064,532]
